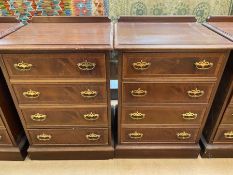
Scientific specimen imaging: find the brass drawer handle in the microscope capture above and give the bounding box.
[187,88,204,98]
[224,131,233,139]
[182,112,198,120]
[0,135,2,140]
[129,111,145,120]
[77,60,96,71]
[131,88,147,97]
[83,112,99,121]
[23,89,40,99]
[132,60,151,71]
[37,133,52,141]
[86,133,101,141]
[194,60,213,70]
[31,113,47,122]
[80,89,98,98]
[14,61,32,71]
[176,131,191,140]
[128,131,143,139]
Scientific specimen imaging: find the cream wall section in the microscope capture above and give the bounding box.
[109,0,233,22]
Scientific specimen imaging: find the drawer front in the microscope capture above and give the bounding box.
[122,106,206,125]
[28,128,108,145]
[0,129,12,145]
[214,127,233,143]
[13,83,107,105]
[121,127,198,143]
[22,107,108,128]
[3,53,106,79]
[122,82,214,104]
[220,107,233,125]
[123,52,224,79]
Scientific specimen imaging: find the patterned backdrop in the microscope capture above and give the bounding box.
[0,0,233,23]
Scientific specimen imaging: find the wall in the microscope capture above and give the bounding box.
[0,0,232,22]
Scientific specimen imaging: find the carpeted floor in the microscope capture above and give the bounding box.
[0,157,233,175]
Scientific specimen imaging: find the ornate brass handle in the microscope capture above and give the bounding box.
[86,133,101,141]
[80,89,98,98]
[182,112,198,120]
[194,60,213,70]
[23,89,40,99]
[176,131,191,140]
[31,113,47,122]
[83,112,99,121]
[224,131,233,139]
[77,60,96,71]
[132,60,151,71]
[187,88,204,98]
[14,61,32,71]
[37,133,52,141]
[128,131,143,139]
[129,111,145,120]
[131,88,147,97]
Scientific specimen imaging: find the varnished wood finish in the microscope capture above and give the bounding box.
[0,17,113,51]
[0,17,113,160]
[21,107,108,128]
[115,16,231,158]
[28,128,109,145]
[13,83,107,105]
[123,52,224,79]
[122,105,206,125]
[118,16,196,23]
[201,16,233,158]
[115,17,232,50]
[3,53,106,79]
[0,18,28,161]
[0,129,13,145]
[122,82,214,104]
[121,127,199,143]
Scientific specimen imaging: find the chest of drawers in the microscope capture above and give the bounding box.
[0,17,28,160]
[0,17,114,160]
[201,16,233,158]
[114,16,232,158]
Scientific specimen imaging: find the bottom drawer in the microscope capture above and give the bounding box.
[28,128,108,146]
[121,127,199,144]
[0,129,12,145]
[214,127,233,143]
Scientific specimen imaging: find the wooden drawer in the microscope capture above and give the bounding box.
[3,53,106,79]
[123,52,224,79]
[0,129,12,145]
[122,82,214,104]
[220,107,233,125]
[28,128,108,146]
[13,83,107,105]
[121,105,206,125]
[214,127,233,143]
[22,107,108,128]
[121,127,198,143]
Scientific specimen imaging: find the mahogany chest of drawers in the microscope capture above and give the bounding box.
[0,17,114,160]
[0,17,27,160]
[114,16,232,158]
[201,16,233,158]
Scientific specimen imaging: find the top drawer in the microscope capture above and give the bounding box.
[2,53,106,79]
[122,52,225,79]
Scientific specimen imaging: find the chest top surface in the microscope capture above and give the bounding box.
[115,16,232,50]
[0,17,113,51]
[206,16,233,42]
